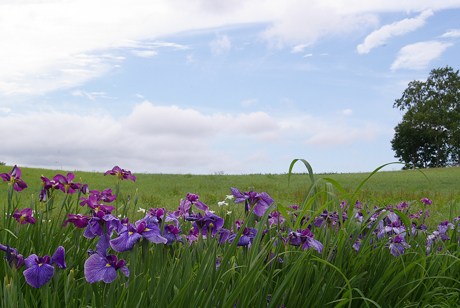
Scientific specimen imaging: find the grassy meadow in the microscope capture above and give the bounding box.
[1,162,460,307]
[1,164,459,223]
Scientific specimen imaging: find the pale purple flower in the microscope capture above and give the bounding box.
[230,187,274,217]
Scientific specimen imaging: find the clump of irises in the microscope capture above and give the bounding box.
[1,164,456,293]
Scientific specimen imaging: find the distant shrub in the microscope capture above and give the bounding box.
[0,161,5,166]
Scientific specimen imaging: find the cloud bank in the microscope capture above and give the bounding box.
[0,101,378,174]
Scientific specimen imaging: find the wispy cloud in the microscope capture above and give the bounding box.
[131,50,158,57]
[70,90,114,100]
[303,53,313,57]
[390,41,453,70]
[357,10,433,54]
[210,34,231,55]
[291,44,310,53]
[441,29,460,38]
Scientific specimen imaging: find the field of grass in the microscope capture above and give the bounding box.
[1,164,459,223]
[2,162,460,307]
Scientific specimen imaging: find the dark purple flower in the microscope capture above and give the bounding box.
[0,243,25,269]
[23,246,66,288]
[228,227,257,247]
[193,211,224,238]
[388,235,410,257]
[288,229,323,253]
[12,208,36,225]
[63,214,90,228]
[104,166,136,181]
[83,208,118,239]
[0,165,27,191]
[230,187,274,217]
[163,225,184,245]
[53,173,81,194]
[420,198,432,206]
[39,189,47,202]
[84,234,129,283]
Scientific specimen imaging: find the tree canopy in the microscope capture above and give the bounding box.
[391,66,460,169]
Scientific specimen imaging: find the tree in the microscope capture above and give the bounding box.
[391,66,460,168]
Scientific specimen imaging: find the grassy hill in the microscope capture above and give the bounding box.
[1,164,459,223]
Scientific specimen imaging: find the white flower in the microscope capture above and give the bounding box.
[227,211,232,215]
[118,214,122,217]
[209,210,215,214]
[137,207,146,213]
[42,219,51,223]
[218,201,228,207]
[225,195,234,200]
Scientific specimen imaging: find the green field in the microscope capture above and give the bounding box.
[1,163,459,224]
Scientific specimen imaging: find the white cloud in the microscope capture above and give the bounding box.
[135,94,145,98]
[291,44,310,53]
[2,1,460,95]
[357,10,433,54]
[304,123,377,147]
[303,53,313,57]
[0,107,11,113]
[241,99,258,107]
[131,50,158,57]
[70,89,112,100]
[341,109,353,115]
[210,34,231,55]
[0,101,379,173]
[441,29,460,37]
[390,41,453,70]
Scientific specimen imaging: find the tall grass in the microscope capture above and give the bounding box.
[1,162,460,307]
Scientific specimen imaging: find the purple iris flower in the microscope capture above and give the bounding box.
[80,189,116,207]
[186,228,199,245]
[140,208,179,228]
[83,207,118,238]
[85,234,129,283]
[193,211,224,238]
[63,214,90,228]
[388,235,410,257]
[110,221,167,252]
[228,227,257,247]
[104,166,136,182]
[230,187,274,217]
[178,193,209,214]
[217,228,230,244]
[53,173,81,194]
[23,246,66,288]
[163,225,184,245]
[420,198,433,206]
[0,165,27,191]
[12,208,36,225]
[268,211,286,227]
[437,220,455,234]
[314,210,348,228]
[288,229,323,253]
[1,243,25,269]
[40,176,60,194]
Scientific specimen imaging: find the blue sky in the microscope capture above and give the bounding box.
[1,0,460,174]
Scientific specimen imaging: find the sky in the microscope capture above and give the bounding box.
[1,0,460,175]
